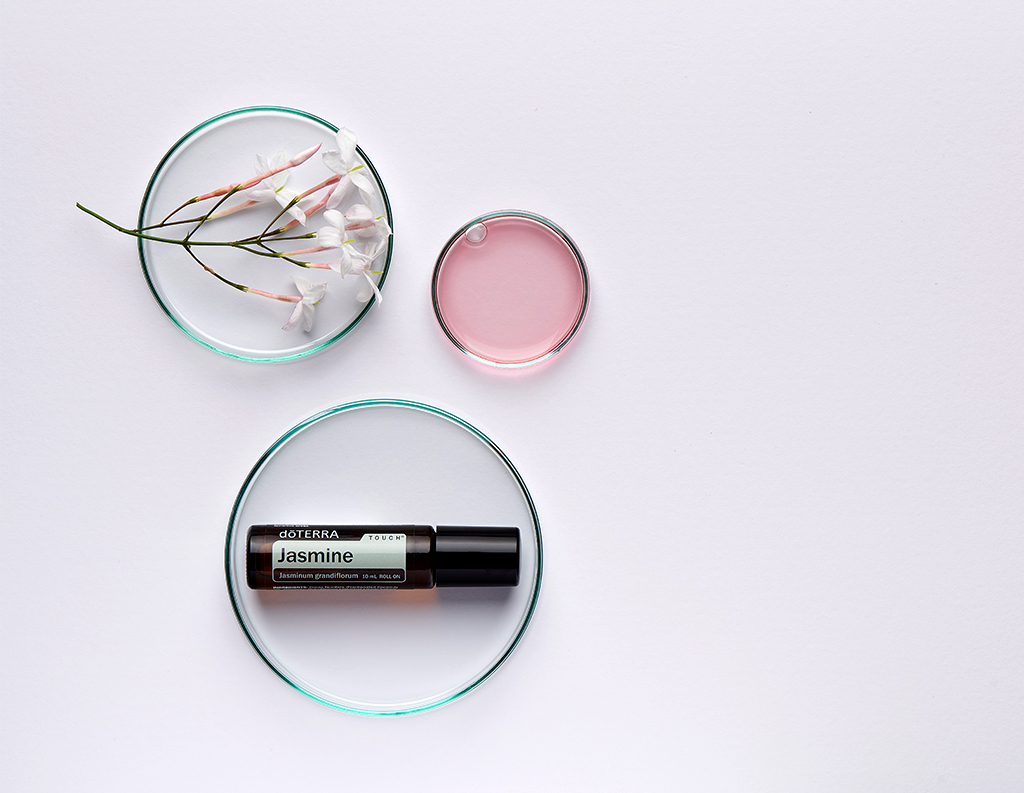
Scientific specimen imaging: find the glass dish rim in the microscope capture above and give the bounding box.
[137,105,393,363]
[223,398,544,715]
[431,209,590,368]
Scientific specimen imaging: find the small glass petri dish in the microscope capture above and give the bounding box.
[432,211,589,367]
[225,399,543,715]
[137,106,392,362]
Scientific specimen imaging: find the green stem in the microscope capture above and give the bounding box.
[78,203,317,268]
[237,231,316,244]
[180,245,248,292]
[251,240,311,268]
[79,204,241,246]
[262,233,317,241]
[139,212,238,232]
[78,204,253,247]
[183,186,241,243]
[159,196,200,226]
[258,195,302,239]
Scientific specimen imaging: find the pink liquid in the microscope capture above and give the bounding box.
[434,214,587,365]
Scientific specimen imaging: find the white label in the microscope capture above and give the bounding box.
[270,533,406,584]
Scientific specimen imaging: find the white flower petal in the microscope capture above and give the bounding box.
[343,204,377,238]
[301,302,316,332]
[244,185,275,202]
[349,171,376,202]
[274,190,307,226]
[335,127,358,166]
[361,272,383,305]
[316,226,343,247]
[323,209,345,229]
[362,239,388,262]
[292,275,314,295]
[344,204,372,222]
[322,149,348,175]
[324,175,352,209]
[254,151,289,192]
[329,247,355,276]
[282,301,304,331]
[305,281,328,303]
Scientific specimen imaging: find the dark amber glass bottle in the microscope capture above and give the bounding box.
[246,524,520,590]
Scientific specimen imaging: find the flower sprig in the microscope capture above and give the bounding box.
[77,128,391,332]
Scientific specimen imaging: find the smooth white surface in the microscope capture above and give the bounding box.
[1,1,1022,790]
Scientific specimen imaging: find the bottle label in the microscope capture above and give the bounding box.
[270,532,407,585]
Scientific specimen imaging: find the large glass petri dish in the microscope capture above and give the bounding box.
[432,211,589,367]
[225,400,543,714]
[138,107,392,362]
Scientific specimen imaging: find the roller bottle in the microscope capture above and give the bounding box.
[246,524,520,590]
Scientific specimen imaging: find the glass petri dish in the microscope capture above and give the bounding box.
[137,107,392,362]
[432,211,589,367]
[225,400,543,714]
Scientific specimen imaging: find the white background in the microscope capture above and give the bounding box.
[2,1,1022,790]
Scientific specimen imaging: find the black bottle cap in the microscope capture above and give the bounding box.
[434,526,520,587]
